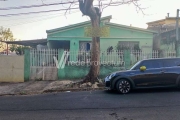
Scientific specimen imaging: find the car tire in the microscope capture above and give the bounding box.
[116,79,131,94]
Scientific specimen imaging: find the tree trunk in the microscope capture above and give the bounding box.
[84,17,100,83]
[78,0,101,83]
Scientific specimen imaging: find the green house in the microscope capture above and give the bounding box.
[46,16,155,52]
[24,16,157,80]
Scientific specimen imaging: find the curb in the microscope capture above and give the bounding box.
[0,93,16,96]
[0,87,105,96]
[43,87,105,93]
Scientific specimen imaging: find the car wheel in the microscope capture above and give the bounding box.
[116,79,131,94]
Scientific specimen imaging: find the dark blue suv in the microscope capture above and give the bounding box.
[104,58,180,94]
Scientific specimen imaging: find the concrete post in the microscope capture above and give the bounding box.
[24,49,30,82]
[176,9,180,57]
[58,49,65,80]
[123,50,131,69]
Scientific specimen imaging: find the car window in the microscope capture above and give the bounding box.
[130,61,141,70]
[163,59,180,67]
[140,60,163,69]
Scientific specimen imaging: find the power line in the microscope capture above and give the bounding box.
[0,0,143,17]
[2,10,80,27]
[0,1,78,10]
[0,12,64,21]
[0,0,136,11]
[0,8,78,17]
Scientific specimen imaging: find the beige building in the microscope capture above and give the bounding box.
[147,15,180,50]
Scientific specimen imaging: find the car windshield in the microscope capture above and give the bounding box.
[129,61,141,70]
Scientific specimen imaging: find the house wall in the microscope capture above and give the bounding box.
[0,56,24,82]
[47,25,91,51]
[157,29,180,51]
[100,38,152,51]
[100,26,153,51]
[47,24,153,52]
[147,19,180,26]
[160,43,175,50]
[165,19,180,25]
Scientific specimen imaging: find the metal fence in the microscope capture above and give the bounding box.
[30,49,177,67]
[29,49,177,80]
[30,49,58,67]
[130,50,176,65]
[30,49,58,80]
[130,50,159,65]
[66,50,124,63]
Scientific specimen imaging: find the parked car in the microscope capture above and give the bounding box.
[104,58,180,94]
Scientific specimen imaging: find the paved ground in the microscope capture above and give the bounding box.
[0,88,180,120]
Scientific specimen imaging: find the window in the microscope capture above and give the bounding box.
[130,61,142,70]
[140,60,163,69]
[163,59,180,67]
[118,41,139,50]
[79,41,91,51]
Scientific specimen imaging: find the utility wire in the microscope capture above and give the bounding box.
[0,12,64,21]
[2,10,80,27]
[0,0,108,10]
[0,1,78,10]
[0,8,78,17]
[0,0,142,17]
[0,0,131,11]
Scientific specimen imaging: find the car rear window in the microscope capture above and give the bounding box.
[163,59,180,67]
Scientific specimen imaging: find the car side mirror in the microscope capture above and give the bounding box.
[140,66,146,71]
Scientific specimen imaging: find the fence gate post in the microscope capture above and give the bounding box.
[123,50,131,69]
[58,49,66,80]
[24,49,30,82]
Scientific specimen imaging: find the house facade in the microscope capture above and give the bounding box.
[147,16,180,50]
[46,16,155,52]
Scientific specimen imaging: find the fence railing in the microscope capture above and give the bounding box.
[161,50,176,58]
[30,49,58,67]
[130,50,159,65]
[66,50,124,63]
[30,49,177,67]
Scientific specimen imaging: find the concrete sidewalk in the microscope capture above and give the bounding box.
[0,80,104,96]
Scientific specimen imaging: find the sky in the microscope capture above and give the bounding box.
[0,0,180,40]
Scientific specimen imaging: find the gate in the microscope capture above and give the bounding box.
[30,49,58,80]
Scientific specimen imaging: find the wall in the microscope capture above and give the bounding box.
[103,26,153,51]
[158,29,180,51]
[100,38,152,51]
[47,22,153,52]
[0,55,24,82]
[58,65,123,80]
[160,43,175,50]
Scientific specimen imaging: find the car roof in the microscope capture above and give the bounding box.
[141,58,180,61]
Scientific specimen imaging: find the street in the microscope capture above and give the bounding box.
[0,88,180,120]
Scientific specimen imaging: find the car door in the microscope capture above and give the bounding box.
[161,59,180,86]
[130,60,164,88]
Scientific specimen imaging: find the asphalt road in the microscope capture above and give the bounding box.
[0,88,180,120]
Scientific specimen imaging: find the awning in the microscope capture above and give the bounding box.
[1,39,47,47]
